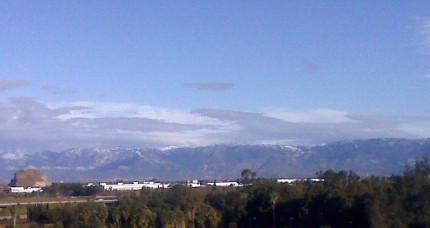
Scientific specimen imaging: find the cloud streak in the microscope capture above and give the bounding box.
[185,82,235,91]
[264,109,353,123]
[417,16,430,53]
[0,79,29,93]
[1,97,430,152]
[0,98,235,151]
[41,85,75,95]
[192,109,430,145]
[421,17,430,38]
[300,60,320,74]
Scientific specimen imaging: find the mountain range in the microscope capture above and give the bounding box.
[1,138,429,183]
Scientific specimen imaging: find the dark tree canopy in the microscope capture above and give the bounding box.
[26,157,430,227]
[241,169,256,182]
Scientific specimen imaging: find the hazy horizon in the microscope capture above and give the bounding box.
[1,2,430,152]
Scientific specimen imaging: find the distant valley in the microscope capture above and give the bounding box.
[1,138,429,183]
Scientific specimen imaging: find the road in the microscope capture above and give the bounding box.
[0,198,117,208]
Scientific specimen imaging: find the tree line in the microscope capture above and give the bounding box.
[27,157,430,227]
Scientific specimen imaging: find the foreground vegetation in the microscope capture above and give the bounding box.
[20,157,430,227]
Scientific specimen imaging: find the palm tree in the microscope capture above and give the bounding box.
[270,192,279,228]
[96,204,108,227]
[9,205,18,228]
[121,206,131,225]
[111,208,121,228]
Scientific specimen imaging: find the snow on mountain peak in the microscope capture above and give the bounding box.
[2,151,27,160]
[160,146,180,151]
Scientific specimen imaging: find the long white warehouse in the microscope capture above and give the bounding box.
[100,182,169,191]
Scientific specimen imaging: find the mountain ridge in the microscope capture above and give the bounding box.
[1,138,429,182]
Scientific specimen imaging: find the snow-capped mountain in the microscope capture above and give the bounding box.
[0,138,429,182]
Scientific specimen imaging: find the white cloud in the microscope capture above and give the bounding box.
[399,121,430,137]
[56,109,95,120]
[185,82,235,91]
[75,166,93,171]
[61,101,137,119]
[264,109,353,123]
[132,128,233,147]
[1,150,27,160]
[417,16,430,53]
[6,166,18,171]
[132,106,231,126]
[55,166,72,170]
[1,97,430,152]
[193,109,430,145]
[60,101,231,127]
[254,139,298,145]
[0,78,29,93]
[421,17,430,38]
[41,85,75,95]
[300,60,320,73]
[0,98,238,151]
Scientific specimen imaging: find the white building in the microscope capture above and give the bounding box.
[187,180,204,188]
[277,178,324,184]
[276,178,298,184]
[100,181,169,191]
[9,187,43,193]
[142,181,170,189]
[207,181,242,187]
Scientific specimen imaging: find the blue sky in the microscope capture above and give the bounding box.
[1,1,430,152]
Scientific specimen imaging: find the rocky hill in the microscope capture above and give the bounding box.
[9,169,52,187]
[0,138,429,182]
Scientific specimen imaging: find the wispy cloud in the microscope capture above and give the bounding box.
[264,109,353,123]
[417,16,430,52]
[0,98,236,151]
[185,82,235,91]
[193,109,430,145]
[1,97,430,152]
[420,17,430,39]
[0,78,29,93]
[62,101,232,127]
[41,85,75,95]
[300,60,320,74]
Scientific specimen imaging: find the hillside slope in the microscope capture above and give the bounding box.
[0,138,429,182]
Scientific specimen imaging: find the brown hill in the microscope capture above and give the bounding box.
[9,169,52,187]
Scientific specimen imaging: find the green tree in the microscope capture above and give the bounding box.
[79,205,91,227]
[241,169,256,183]
[9,205,17,228]
[270,191,279,228]
[138,208,157,227]
[96,204,108,227]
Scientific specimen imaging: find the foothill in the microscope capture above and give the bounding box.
[0,158,429,227]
